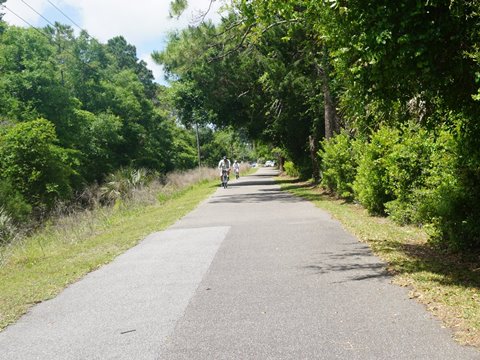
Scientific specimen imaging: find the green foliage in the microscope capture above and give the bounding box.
[348,119,480,251]
[0,26,56,121]
[324,0,480,117]
[165,120,197,170]
[353,127,397,215]
[0,119,74,209]
[383,124,434,225]
[319,131,358,199]
[169,0,188,18]
[171,134,197,169]
[283,161,299,177]
[75,110,124,182]
[352,123,436,220]
[413,126,480,251]
[155,14,318,175]
[0,21,205,211]
[198,126,254,167]
[0,179,31,224]
[252,142,272,164]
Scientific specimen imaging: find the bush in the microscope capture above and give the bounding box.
[0,179,31,224]
[353,126,398,215]
[352,123,438,224]
[0,119,75,210]
[383,123,434,224]
[319,131,358,199]
[350,120,480,251]
[413,128,480,251]
[284,161,300,177]
[348,120,480,251]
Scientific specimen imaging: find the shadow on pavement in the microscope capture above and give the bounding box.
[227,180,276,187]
[210,191,306,204]
[303,246,390,283]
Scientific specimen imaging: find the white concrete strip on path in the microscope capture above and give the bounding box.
[0,227,229,359]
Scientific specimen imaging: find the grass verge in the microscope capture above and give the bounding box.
[0,179,217,331]
[278,176,480,348]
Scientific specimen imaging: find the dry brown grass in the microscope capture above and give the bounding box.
[164,167,218,190]
[130,167,218,204]
[0,167,219,266]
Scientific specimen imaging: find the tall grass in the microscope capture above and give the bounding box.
[0,167,217,267]
[0,208,16,246]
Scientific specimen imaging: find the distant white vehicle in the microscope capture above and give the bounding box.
[265,160,275,167]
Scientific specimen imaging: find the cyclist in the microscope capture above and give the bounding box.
[218,155,231,183]
[233,160,240,179]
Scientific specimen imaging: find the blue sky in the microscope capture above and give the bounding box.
[2,0,223,84]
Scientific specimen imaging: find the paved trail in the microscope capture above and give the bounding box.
[0,168,478,359]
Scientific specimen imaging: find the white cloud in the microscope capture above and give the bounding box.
[3,0,224,42]
[140,52,168,86]
[3,0,49,26]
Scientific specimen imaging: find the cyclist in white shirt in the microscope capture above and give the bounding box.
[218,155,231,182]
[233,160,240,179]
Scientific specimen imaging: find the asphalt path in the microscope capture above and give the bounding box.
[0,168,478,359]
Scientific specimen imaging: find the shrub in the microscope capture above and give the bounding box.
[413,128,480,251]
[0,119,74,210]
[0,179,31,224]
[353,126,398,215]
[353,123,439,223]
[319,131,358,199]
[383,123,434,224]
[284,161,300,177]
[352,121,480,251]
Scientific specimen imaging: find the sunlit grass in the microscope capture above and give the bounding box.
[278,176,480,348]
[0,171,218,331]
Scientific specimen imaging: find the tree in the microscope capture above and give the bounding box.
[0,119,75,209]
[107,36,156,98]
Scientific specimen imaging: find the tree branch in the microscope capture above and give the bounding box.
[191,0,215,24]
[207,22,256,62]
[207,18,300,62]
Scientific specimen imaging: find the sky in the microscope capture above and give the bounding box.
[2,0,224,84]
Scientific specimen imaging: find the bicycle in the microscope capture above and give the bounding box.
[221,169,229,188]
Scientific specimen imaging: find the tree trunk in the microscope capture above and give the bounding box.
[195,122,201,167]
[309,135,320,183]
[316,63,339,139]
[277,155,285,172]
